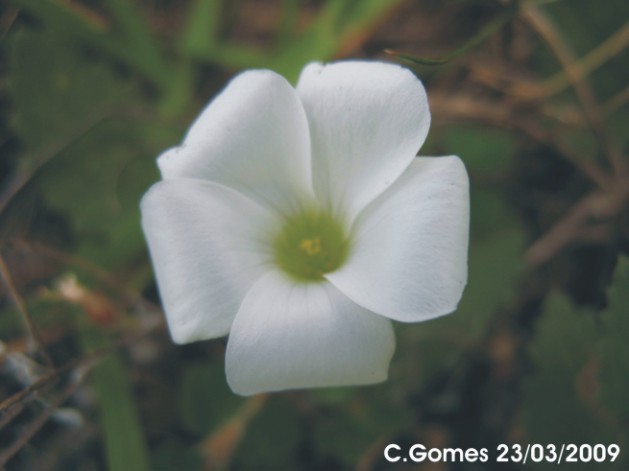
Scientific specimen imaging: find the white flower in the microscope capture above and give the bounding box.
[141,61,469,396]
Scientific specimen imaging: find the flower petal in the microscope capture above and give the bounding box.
[326,156,469,323]
[296,61,430,219]
[141,179,279,343]
[225,271,395,395]
[158,70,313,213]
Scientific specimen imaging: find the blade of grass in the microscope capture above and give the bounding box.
[271,0,405,81]
[81,328,151,471]
[192,43,269,69]
[107,0,170,82]
[276,0,302,46]
[178,0,223,56]
[12,0,171,92]
[386,3,518,66]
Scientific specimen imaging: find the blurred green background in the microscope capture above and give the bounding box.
[1,0,628,470]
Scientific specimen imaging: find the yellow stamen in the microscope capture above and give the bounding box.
[299,237,321,256]
[273,209,349,282]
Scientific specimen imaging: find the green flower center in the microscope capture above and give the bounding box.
[273,210,350,282]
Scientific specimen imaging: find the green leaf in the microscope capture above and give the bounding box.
[521,259,629,469]
[10,30,130,152]
[33,120,160,268]
[521,295,613,470]
[11,0,170,91]
[9,28,165,268]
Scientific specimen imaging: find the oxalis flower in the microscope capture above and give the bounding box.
[141,60,469,396]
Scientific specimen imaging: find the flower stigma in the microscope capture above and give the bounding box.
[273,210,350,282]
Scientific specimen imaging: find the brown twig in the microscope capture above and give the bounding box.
[430,92,613,189]
[0,348,98,414]
[0,317,161,414]
[356,435,390,471]
[603,85,629,116]
[522,5,627,179]
[0,403,24,431]
[525,181,629,267]
[0,7,19,39]
[199,394,268,470]
[0,254,54,369]
[540,23,629,99]
[4,239,161,316]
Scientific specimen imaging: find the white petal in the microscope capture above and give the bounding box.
[225,271,395,395]
[140,179,279,343]
[296,61,430,220]
[158,70,313,213]
[327,156,469,323]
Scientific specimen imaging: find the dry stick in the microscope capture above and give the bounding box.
[0,373,86,466]
[523,6,627,180]
[0,254,54,369]
[199,395,268,470]
[514,117,614,188]
[0,7,19,39]
[474,21,629,131]
[0,350,95,414]
[0,240,164,428]
[517,10,629,265]
[0,321,158,414]
[432,91,625,264]
[0,403,24,430]
[525,182,629,268]
[429,92,613,189]
[541,23,629,98]
[356,435,390,471]
[603,85,629,116]
[6,238,162,316]
[0,327,161,460]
